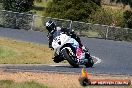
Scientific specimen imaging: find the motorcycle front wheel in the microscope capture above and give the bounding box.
[61,48,79,68]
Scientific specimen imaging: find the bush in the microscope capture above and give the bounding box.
[123,10,132,28]
[34,0,42,3]
[92,0,101,6]
[88,8,124,27]
[45,0,100,22]
[2,0,34,12]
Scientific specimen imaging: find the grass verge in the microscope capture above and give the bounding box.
[0,80,49,88]
[0,46,17,57]
[0,37,53,64]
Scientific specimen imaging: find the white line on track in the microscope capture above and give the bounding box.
[49,64,63,66]
[91,56,102,64]
[49,64,69,67]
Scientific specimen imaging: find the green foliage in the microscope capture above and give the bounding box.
[88,8,124,27]
[0,2,2,10]
[92,0,101,6]
[123,10,132,28]
[110,0,132,8]
[0,80,48,88]
[45,0,100,22]
[2,0,34,12]
[34,0,42,3]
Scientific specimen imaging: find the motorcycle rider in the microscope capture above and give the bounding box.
[46,20,86,63]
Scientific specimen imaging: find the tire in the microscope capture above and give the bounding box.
[85,56,94,68]
[61,48,79,68]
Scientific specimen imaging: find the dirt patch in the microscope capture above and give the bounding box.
[0,70,131,88]
[0,71,81,88]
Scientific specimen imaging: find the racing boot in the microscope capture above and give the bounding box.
[52,55,64,63]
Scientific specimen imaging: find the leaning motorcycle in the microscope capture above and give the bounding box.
[49,30,94,68]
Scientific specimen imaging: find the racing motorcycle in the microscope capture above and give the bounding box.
[50,30,94,67]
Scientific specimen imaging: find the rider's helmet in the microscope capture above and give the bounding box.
[46,20,56,33]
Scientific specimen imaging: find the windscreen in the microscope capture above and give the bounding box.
[53,30,62,39]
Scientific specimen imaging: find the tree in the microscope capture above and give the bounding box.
[45,0,100,22]
[88,8,124,27]
[123,10,132,28]
[2,0,34,12]
[92,0,101,6]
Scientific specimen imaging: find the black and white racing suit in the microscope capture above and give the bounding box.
[47,27,84,63]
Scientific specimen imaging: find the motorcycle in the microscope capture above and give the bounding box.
[50,30,94,67]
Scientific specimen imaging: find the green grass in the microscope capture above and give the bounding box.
[0,37,53,64]
[0,80,49,88]
[34,1,48,7]
[33,15,45,31]
[30,1,50,29]
[0,46,18,57]
[32,1,50,16]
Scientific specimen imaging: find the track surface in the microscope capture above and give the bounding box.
[0,28,132,75]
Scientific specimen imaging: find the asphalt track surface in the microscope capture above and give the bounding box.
[0,27,132,75]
